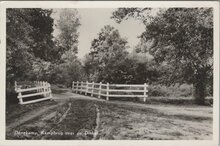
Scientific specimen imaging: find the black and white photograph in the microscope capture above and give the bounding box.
[0,1,219,145]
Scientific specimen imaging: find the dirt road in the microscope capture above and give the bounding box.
[6,91,213,140]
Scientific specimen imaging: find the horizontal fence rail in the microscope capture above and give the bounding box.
[14,81,52,105]
[72,81,148,102]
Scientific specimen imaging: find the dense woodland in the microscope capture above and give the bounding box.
[6,8,213,105]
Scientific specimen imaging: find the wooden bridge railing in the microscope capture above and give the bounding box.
[15,81,52,105]
[72,81,148,102]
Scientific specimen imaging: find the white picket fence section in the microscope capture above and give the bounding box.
[14,81,52,105]
[72,81,148,102]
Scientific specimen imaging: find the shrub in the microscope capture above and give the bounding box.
[148,84,193,97]
[177,84,193,97]
[148,85,169,97]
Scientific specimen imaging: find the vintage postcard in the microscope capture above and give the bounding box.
[0,1,219,146]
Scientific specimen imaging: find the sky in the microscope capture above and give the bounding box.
[52,9,145,59]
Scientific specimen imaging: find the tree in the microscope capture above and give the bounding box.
[7,8,59,84]
[88,25,129,83]
[6,8,58,103]
[49,58,84,87]
[83,54,99,81]
[112,8,213,104]
[49,9,83,86]
[27,9,57,62]
[7,9,35,85]
[56,9,81,55]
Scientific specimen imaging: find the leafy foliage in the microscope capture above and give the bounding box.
[112,8,213,104]
[56,9,81,54]
[51,9,83,86]
[86,25,129,82]
[27,9,57,61]
[6,8,58,104]
[7,9,39,85]
[49,59,85,87]
[6,8,212,105]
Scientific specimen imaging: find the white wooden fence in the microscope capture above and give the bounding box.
[72,81,148,102]
[15,81,52,105]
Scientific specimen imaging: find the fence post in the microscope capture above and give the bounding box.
[46,82,48,97]
[76,81,78,93]
[46,81,48,97]
[42,81,45,97]
[72,81,74,92]
[39,81,41,92]
[38,81,40,92]
[143,83,147,102]
[80,81,83,94]
[85,81,88,95]
[79,81,81,94]
[41,81,44,92]
[98,82,102,98]
[106,83,109,101]
[36,81,38,92]
[17,88,23,104]
[91,81,94,97]
[48,83,52,98]
[45,81,48,97]
[40,81,43,94]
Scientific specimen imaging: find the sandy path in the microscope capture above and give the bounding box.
[54,91,212,119]
[6,91,213,140]
[6,101,65,132]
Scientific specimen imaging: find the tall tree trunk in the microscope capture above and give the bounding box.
[193,70,207,105]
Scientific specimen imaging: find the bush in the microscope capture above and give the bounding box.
[148,85,170,97]
[148,84,193,97]
[177,84,193,97]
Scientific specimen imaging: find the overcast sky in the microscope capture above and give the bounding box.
[52,9,145,59]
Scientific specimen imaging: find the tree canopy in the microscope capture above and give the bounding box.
[6,8,213,105]
[6,8,83,87]
[56,9,81,55]
[87,25,129,83]
[112,8,213,104]
[6,8,56,85]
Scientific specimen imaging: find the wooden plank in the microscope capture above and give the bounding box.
[100,84,108,87]
[110,84,145,87]
[91,82,94,97]
[108,89,147,92]
[100,93,107,97]
[98,82,102,98]
[86,82,101,86]
[143,83,147,102]
[85,81,89,95]
[17,86,47,92]
[91,92,99,95]
[93,82,102,86]
[18,91,23,104]
[18,91,50,98]
[80,81,83,94]
[76,81,79,93]
[86,87,107,92]
[109,94,145,97]
[21,96,52,105]
[72,81,74,91]
[106,83,109,100]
